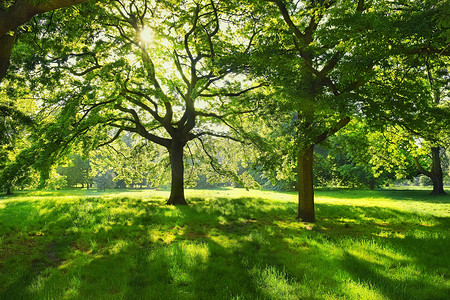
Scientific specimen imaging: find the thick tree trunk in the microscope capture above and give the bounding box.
[166,141,187,205]
[0,0,91,83]
[430,147,446,195]
[6,187,13,195]
[297,145,315,222]
[0,0,90,37]
[0,31,16,82]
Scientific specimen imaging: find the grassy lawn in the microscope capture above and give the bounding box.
[0,188,448,299]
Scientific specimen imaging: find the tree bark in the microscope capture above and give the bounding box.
[0,31,16,82]
[297,145,315,222]
[369,177,375,190]
[0,0,90,37]
[430,147,446,195]
[166,140,188,205]
[0,0,90,82]
[6,187,13,195]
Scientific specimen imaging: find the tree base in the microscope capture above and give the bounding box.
[296,213,315,223]
[166,196,188,205]
[430,189,446,196]
[6,187,12,196]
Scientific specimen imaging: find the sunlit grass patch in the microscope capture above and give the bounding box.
[0,188,448,299]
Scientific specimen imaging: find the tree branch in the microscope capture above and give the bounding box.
[199,83,266,98]
[0,0,91,37]
[97,128,124,148]
[193,131,244,143]
[314,116,351,145]
[413,156,432,177]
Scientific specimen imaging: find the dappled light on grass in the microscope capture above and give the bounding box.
[0,188,448,299]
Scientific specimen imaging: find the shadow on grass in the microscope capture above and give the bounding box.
[316,188,450,204]
[0,195,448,299]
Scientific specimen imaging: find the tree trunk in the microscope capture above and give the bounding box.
[6,187,13,195]
[297,145,315,222]
[0,31,16,82]
[369,177,375,190]
[430,147,446,195]
[166,140,188,205]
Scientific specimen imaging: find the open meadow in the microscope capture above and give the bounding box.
[0,188,449,299]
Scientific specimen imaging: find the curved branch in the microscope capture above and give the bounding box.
[413,157,432,177]
[97,128,124,148]
[0,0,91,37]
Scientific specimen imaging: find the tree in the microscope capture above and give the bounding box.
[314,122,392,189]
[0,91,34,194]
[358,0,450,195]
[0,0,91,82]
[237,0,449,221]
[6,0,260,204]
[239,0,390,221]
[56,154,91,188]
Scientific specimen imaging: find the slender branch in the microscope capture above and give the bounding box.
[106,144,127,159]
[97,128,124,148]
[196,137,228,176]
[173,50,190,86]
[200,83,266,98]
[184,4,200,62]
[109,122,171,148]
[266,0,305,42]
[121,94,162,122]
[194,131,244,143]
[75,99,117,126]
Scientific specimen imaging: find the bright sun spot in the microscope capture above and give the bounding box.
[140,27,153,43]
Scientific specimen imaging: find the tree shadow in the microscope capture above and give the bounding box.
[0,195,448,299]
[316,188,450,204]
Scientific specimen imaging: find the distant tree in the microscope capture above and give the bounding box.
[91,134,170,189]
[418,175,433,187]
[56,154,91,188]
[94,168,115,191]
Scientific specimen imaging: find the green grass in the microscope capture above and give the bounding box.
[0,188,449,299]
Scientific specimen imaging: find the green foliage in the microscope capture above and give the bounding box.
[357,0,450,143]
[2,0,448,202]
[0,93,36,193]
[91,133,171,188]
[56,154,91,188]
[418,175,433,187]
[0,188,448,298]
[3,0,263,197]
[0,97,33,146]
[314,121,397,188]
[94,169,115,190]
[0,0,14,11]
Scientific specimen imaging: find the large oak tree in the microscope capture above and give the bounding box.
[4,0,260,203]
